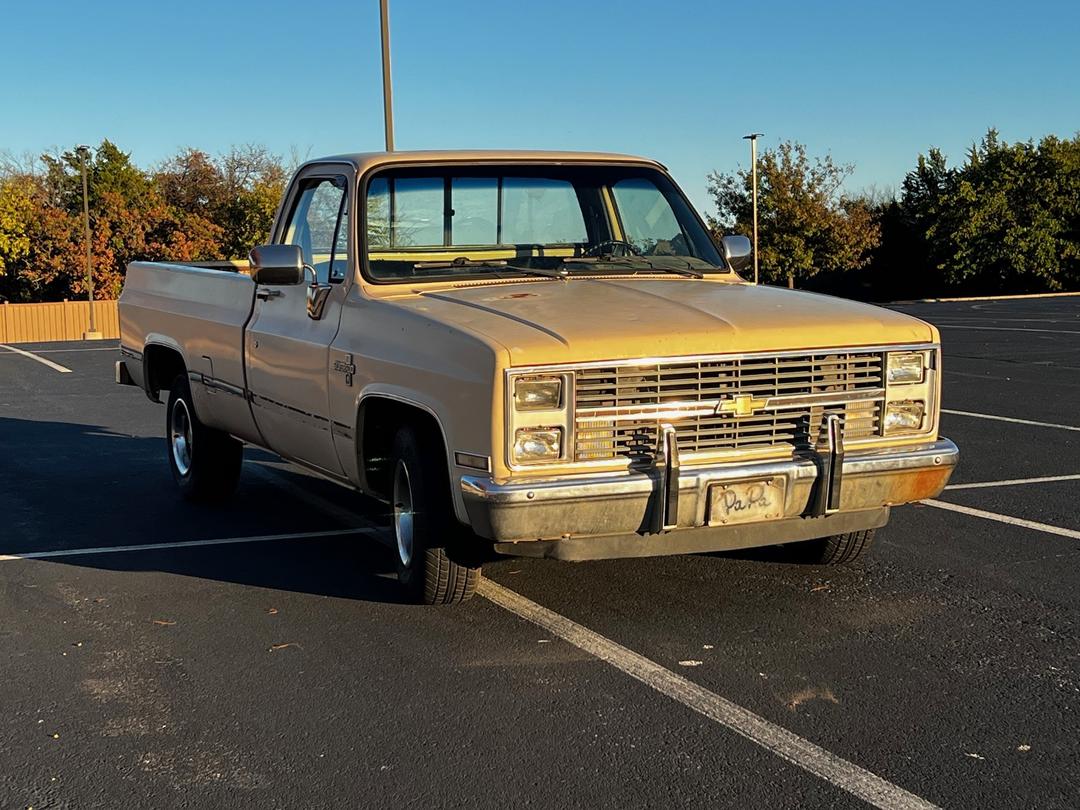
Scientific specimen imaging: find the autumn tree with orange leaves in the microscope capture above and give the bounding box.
[0,141,286,302]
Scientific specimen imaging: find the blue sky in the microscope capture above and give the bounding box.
[2,0,1078,212]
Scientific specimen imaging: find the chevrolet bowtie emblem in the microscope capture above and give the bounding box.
[716,394,769,417]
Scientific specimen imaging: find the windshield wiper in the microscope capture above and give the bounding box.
[560,255,705,279]
[413,257,568,280]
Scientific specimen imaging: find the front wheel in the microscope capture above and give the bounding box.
[391,425,480,604]
[166,374,243,502]
[789,529,876,565]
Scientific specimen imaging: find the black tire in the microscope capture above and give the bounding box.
[166,374,243,502]
[390,425,481,604]
[789,529,876,565]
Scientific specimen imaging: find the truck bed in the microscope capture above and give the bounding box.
[119,261,258,437]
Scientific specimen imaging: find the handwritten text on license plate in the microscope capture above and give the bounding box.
[708,478,786,526]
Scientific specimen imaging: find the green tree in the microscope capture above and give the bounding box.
[217,145,288,258]
[154,145,288,259]
[707,142,880,288]
[155,148,227,216]
[900,131,1080,293]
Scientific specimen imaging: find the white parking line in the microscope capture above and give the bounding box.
[0,343,73,373]
[946,474,1080,490]
[2,345,118,354]
[478,579,939,810]
[0,528,374,562]
[930,318,1079,324]
[2,519,940,808]
[920,500,1080,541]
[942,409,1080,432]
[935,324,1080,335]
[928,319,1080,326]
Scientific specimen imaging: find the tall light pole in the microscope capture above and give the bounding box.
[742,133,764,285]
[379,0,395,151]
[76,145,100,339]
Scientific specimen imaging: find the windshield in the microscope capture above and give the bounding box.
[363,165,725,282]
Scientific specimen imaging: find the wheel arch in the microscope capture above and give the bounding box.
[142,339,188,403]
[355,391,465,523]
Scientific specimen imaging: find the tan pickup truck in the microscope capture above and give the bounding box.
[117,149,958,603]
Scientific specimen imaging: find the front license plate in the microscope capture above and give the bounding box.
[708,478,786,526]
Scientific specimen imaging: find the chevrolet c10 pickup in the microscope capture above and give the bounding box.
[117,149,959,603]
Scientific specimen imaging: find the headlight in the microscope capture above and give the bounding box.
[514,376,563,410]
[886,352,925,384]
[513,428,562,462]
[883,400,925,434]
[507,371,571,467]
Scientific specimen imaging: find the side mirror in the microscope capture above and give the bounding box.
[720,234,753,274]
[249,244,305,285]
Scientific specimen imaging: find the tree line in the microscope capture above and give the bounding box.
[708,130,1080,299]
[1,131,1077,303]
[0,141,287,302]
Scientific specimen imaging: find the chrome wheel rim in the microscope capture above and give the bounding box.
[171,398,193,477]
[393,460,414,568]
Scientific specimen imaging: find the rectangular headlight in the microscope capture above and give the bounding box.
[514,376,563,411]
[883,400,925,434]
[513,428,562,462]
[887,352,925,384]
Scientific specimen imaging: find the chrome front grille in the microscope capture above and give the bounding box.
[573,351,885,462]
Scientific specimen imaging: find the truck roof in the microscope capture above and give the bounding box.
[304,149,667,175]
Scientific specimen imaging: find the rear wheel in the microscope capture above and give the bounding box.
[789,529,876,565]
[391,425,480,604]
[166,374,243,502]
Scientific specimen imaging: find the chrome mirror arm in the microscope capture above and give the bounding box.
[302,264,332,320]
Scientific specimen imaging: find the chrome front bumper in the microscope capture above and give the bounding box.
[461,438,958,558]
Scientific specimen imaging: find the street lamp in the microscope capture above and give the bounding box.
[380,0,395,151]
[742,133,764,285]
[75,145,101,339]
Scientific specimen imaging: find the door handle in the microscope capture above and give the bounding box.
[255,288,283,301]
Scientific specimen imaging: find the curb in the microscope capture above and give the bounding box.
[887,291,1080,305]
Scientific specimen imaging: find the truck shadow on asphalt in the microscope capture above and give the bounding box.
[0,417,411,604]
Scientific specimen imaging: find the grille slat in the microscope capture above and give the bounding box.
[573,350,885,462]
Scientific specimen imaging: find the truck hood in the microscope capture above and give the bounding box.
[392,278,936,366]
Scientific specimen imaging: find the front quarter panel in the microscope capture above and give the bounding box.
[328,288,509,522]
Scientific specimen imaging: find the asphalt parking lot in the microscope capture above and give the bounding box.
[2,295,1078,809]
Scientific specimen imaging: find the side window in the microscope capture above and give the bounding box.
[281,176,348,284]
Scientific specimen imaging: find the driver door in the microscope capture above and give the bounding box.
[245,170,351,475]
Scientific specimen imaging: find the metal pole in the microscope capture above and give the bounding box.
[379,0,395,152]
[78,146,96,334]
[750,137,759,285]
[743,133,763,285]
